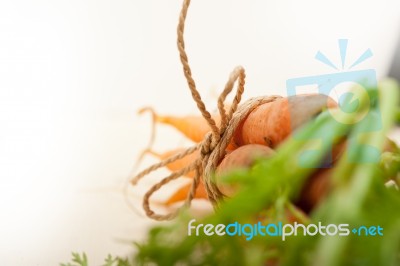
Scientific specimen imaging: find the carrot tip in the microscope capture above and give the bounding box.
[138,106,156,116]
[142,148,162,159]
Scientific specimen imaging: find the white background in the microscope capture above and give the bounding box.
[0,0,399,265]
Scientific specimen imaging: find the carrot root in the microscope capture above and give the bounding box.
[164,182,208,206]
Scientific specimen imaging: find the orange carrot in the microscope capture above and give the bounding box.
[162,144,274,205]
[165,182,208,206]
[146,148,199,178]
[157,115,219,143]
[233,94,338,148]
[141,94,337,149]
[297,137,399,212]
[215,144,275,197]
[154,104,233,143]
[139,106,221,143]
[216,144,275,175]
[296,168,332,213]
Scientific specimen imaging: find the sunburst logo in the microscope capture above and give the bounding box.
[315,39,373,71]
[286,39,381,167]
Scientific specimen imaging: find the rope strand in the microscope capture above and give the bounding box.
[130,0,280,220]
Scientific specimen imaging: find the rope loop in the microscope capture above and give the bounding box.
[130,0,280,220]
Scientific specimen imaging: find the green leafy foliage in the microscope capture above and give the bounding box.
[102,254,132,266]
[133,80,400,266]
[62,79,400,266]
[61,253,133,266]
[60,252,88,266]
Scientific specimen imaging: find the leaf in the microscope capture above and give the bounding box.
[60,252,88,266]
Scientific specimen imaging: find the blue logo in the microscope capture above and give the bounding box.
[286,39,381,167]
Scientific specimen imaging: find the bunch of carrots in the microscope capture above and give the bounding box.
[137,93,369,214]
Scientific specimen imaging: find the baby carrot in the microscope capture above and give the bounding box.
[158,115,219,143]
[162,144,275,205]
[296,168,332,213]
[141,94,337,150]
[139,106,221,143]
[215,144,275,197]
[146,148,199,178]
[296,137,399,213]
[233,94,338,148]
[216,144,275,175]
[164,182,208,206]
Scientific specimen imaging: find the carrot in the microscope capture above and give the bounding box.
[156,104,232,143]
[215,144,275,196]
[326,136,397,167]
[216,144,275,175]
[233,94,338,148]
[139,106,221,144]
[141,94,337,150]
[296,137,398,212]
[162,144,274,205]
[165,181,208,206]
[145,94,337,206]
[157,115,219,143]
[296,168,332,213]
[146,148,199,178]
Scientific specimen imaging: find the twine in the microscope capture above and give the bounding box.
[131,0,280,221]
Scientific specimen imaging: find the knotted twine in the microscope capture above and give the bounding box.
[131,0,281,221]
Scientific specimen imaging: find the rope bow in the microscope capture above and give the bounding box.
[131,0,280,221]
